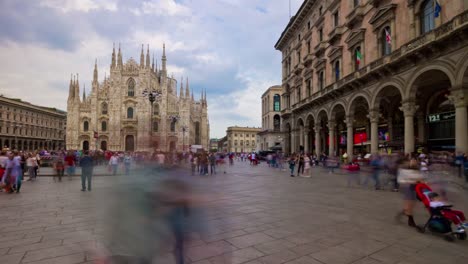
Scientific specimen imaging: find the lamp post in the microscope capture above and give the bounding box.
[12,124,23,150]
[142,89,162,150]
[167,114,180,152]
[181,125,188,152]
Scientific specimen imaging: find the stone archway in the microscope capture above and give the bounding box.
[316,110,329,156]
[372,85,404,154]
[348,95,371,160]
[330,103,347,157]
[297,118,305,153]
[306,115,315,154]
[408,69,454,153]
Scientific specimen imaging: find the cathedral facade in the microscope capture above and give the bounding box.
[66,44,210,152]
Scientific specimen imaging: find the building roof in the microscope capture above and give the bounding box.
[0,95,67,116]
[261,85,283,98]
[274,0,316,50]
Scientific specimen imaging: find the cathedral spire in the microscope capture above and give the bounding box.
[185,77,190,98]
[111,43,116,68]
[75,73,80,102]
[93,58,98,86]
[118,43,123,67]
[82,84,86,102]
[140,44,144,69]
[205,89,208,107]
[162,43,167,74]
[146,44,150,68]
[191,90,194,101]
[68,73,74,99]
[152,52,155,71]
[180,76,184,98]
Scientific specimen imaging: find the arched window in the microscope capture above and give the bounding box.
[334,60,340,81]
[153,103,159,116]
[101,121,107,131]
[127,107,134,119]
[127,78,135,97]
[170,120,176,132]
[318,71,324,90]
[153,121,158,132]
[83,121,89,131]
[420,0,435,34]
[274,115,281,131]
[354,46,362,71]
[381,26,392,56]
[101,102,108,115]
[273,94,281,111]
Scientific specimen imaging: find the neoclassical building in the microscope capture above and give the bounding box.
[66,44,210,152]
[225,126,262,153]
[0,95,66,151]
[275,0,468,160]
[258,85,284,151]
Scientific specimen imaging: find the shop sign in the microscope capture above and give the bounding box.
[427,112,455,123]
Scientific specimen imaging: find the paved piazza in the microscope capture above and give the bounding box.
[1,162,468,264]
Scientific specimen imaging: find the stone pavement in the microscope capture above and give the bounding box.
[1,162,468,264]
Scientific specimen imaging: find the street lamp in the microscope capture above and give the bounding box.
[181,125,188,152]
[167,114,180,152]
[12,124,22,150]
[142,89,162,150]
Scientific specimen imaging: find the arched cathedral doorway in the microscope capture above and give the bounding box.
[125,135,135,152]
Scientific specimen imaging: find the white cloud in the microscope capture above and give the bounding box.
[39,0,117,13]
[140,0,191,17]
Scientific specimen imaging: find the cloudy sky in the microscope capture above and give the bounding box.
[0,0,302,138]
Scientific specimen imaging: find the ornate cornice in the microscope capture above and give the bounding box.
[369,4,397,31]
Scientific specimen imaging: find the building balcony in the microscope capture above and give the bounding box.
[291,9,468,114]
[281,108,292,117]
[346,5,365,28]
[294,64,304,75]
[328,26,346,44]
[314,41,327,57]
[302,54,314,67]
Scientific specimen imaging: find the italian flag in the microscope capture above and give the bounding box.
[356,50,362,65]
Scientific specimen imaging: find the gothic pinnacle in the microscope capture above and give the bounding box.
[146,44,150,68]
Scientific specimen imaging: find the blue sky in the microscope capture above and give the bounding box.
[0,0,302,138]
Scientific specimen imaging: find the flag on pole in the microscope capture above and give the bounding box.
[434,0,441,18]
[385,28,392,45]
[356,49,362,65]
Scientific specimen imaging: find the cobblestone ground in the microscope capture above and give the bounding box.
[1,161,468,264]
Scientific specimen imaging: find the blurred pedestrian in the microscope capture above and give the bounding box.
[209,153,216,175]
[297,154,305,176]
[65,151,76,180]
[288,155,296,177]
[124,152,132,176]
[109,153,119,175]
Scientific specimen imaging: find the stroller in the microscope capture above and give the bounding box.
[414,182,467,241]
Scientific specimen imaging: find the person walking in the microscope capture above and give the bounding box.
[26,153,37,181]
[54,155,65,182]
[80,151,94,191]
[13,152,23,193]
[124,153,132,176]
[297,154,305,176]
[302,154,311,177]
[209,153,216,175]
[65,151,76,180]
[109,153,119,176]
[395,160,422,228]
[288,155,297,177]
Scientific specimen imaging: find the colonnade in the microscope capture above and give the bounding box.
[284,92,468,161]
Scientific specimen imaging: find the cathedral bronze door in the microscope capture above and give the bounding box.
[100,141,107,151]
[125,135,135,152]
[82,141,89,151]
